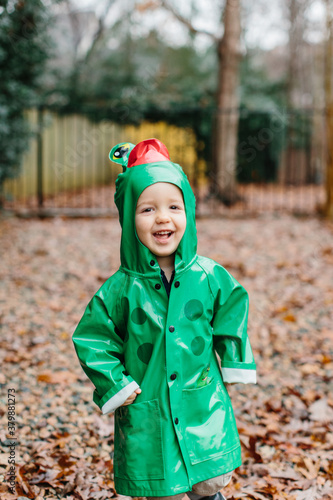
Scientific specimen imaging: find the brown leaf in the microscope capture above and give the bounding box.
[268,466,302,481]
[309,399,333,422]
[282,313,297,322]
[37,370,78,384]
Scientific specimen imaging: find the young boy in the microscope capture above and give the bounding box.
[72,138,257,500]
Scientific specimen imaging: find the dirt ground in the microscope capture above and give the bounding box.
[0,211,333,500]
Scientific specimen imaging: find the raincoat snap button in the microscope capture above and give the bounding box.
[174,281,180,288]
[175,418,179,424]
[170,373,176,380]
[155,283,161,290]
[150,260,155,266]
[169,326,175,332]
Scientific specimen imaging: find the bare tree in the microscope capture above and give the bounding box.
[154,0,243,206]
[286,0,308,108]
[63,0,117,66]
[212,0,242,205]
[324,0,333,219]
[279,0,312,185]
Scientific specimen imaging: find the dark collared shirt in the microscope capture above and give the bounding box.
[160,269,175,298]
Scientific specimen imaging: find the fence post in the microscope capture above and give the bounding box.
[37,105,44,208]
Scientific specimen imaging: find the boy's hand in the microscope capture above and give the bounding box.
[120,388,142,406]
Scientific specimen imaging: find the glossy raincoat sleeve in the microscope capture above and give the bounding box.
[211,266,257,384]
[72,294,140,414]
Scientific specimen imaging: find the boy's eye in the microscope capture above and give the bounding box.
[170,205,180,210]
[143,208,153,213]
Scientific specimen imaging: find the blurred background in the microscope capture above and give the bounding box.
[1,0,333,218]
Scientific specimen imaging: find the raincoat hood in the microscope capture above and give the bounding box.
[112,139,197,277]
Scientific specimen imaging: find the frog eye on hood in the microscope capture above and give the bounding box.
[109,142,135,171]
[109,139,171,172]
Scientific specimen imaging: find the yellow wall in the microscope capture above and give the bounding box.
[3,110,205,202]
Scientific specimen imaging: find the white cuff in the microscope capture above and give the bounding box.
[101,380,140,414]
[222,367,257,384]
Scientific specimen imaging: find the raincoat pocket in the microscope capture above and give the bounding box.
[181,378,239,465]
[114,398,165,480]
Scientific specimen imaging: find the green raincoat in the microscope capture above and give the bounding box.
[72,140,256,497]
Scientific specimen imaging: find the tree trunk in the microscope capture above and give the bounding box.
[210,0,242,206]
[324,0,333,219]
[281,0,308,186]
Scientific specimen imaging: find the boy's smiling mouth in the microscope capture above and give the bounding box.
[153,230,174,243]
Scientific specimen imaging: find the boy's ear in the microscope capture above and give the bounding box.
[109,142,135,170]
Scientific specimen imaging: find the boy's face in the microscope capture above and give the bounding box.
[135,182,186,260]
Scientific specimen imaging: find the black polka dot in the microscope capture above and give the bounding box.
[191,336,205,356]
[184,299,204,321]
[137,343,153,364]
[131,307,147,325]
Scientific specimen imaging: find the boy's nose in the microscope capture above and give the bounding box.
[156,210,171,223]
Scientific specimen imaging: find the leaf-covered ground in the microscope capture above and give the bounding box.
[0,212,333,500]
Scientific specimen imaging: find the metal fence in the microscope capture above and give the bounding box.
[1,107,327,217]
